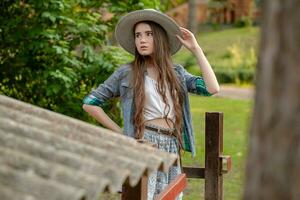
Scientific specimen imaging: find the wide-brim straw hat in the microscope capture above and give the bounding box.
[115,9,182,55]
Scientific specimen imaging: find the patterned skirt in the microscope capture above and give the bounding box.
[142,123,183,200]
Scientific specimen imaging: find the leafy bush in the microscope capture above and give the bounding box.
[181,42,256,84]
[214,68,236,83]
[0,0,159,125]
[214,67,255,84]
[175,26,259,85]
[237,68,255,83]
[218,43,257,84]
[235,16,253,28]
[183,55,197,70]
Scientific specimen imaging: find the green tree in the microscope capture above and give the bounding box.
[0,0,160,125]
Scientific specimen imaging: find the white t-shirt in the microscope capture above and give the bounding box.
[144,75,175,122]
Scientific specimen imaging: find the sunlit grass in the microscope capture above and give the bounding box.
[172,26,260,78]
[182,95,253,200]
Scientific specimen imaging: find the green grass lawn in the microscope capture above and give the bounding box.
[98,96,252,200]
[182,95,253,200]
[172,26,260,77]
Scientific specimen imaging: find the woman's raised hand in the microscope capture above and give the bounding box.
[176,27,201,54]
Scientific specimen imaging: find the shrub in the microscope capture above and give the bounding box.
[235,16,253,28]
[237,68,255,84]
[0,0,160,126]
[214,44,257,84]
[214,68,236,84]
[214,67,255,84]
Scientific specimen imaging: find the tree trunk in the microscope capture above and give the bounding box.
[244,0,300,200]
[188,0,197,33]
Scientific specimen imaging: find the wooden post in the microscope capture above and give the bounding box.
[122,112,229,200]
[205,112,223,200]
[121,175,148,200]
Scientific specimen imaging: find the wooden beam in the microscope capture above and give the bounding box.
[182,167,205,179]
[205,112,224,200]
[155,173,187,200]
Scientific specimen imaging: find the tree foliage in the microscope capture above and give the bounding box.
[0,0,160,125]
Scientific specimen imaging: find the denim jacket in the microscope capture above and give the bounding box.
[83,63,211,156]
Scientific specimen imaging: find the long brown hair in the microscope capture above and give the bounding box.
[131,21,184,147]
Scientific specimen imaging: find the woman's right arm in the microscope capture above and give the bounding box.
[82,66,123,134]
[82,104,123,134]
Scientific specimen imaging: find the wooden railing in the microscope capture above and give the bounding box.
[155,174,187,200]
[183,112,231,200]
[122,112,231,200]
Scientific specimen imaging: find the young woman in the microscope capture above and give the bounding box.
[83,9,219,200]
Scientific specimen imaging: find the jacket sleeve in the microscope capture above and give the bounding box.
[83,68,121,107]
[178,64,212,96]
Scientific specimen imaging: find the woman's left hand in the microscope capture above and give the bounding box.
[176,27,201,53]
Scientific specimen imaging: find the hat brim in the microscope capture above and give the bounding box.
[115,9,182,55]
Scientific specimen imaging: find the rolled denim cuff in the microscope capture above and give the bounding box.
[195,78,212,96]
[83,95,105,106]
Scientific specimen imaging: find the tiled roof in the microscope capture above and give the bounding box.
[0,95,178,200]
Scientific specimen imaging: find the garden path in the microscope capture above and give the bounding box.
[214,85,254,100]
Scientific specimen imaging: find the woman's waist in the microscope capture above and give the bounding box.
[144,118,175,129]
